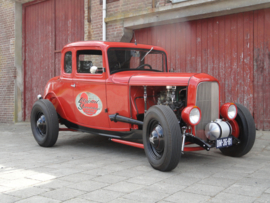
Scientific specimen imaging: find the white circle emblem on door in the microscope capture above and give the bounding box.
[76,92,103,116]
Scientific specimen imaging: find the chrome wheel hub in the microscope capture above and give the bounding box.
[149,124,164,155]
[37,114,46,135]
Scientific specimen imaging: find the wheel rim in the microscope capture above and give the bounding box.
[36,113,46,136]
[148,119,165,159]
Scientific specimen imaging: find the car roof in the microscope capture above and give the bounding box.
[63,41,166,52]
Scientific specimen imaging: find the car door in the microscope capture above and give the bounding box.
[72,47,110,129]
[56,50,76,123]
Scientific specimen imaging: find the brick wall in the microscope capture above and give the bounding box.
[0,0,15,123]
[90,0,154,42]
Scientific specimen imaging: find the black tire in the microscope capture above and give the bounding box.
[143,105,182,171]
[220,103,256,157]
[31,99,59,147]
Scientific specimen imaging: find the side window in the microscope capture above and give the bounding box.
[77,50,103,74]
[64,51,72,73]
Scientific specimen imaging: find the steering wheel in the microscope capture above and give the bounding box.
[136,64,152,69]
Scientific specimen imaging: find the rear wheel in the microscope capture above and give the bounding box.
[220,103,256,157]
[143,105,182,171]
[31,99,59,147]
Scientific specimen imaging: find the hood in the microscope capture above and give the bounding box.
[110,71,217,86]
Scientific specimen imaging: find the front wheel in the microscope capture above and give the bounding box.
[31,99,59,147]
[143,105,182,171]
[220,103,256,157]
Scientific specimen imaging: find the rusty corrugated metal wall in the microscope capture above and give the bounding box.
[133,9,270,130]
[23,0,84,121]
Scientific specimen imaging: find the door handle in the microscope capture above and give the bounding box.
[71,84,76,88]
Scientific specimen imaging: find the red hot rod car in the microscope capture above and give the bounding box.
[31,41,256,171]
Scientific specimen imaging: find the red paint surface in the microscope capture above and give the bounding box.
[110,139,144,149]
[23,0,84,120]
[110,139,204,152]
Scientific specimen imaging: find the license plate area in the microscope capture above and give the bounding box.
[216,136,233,149]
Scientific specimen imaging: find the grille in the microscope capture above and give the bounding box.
[195,82,219,140]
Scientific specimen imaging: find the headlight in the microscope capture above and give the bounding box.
[220,103,237,120]
[181,106,201,126]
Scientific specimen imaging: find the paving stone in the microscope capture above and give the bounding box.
[1,178,40,189]
[127,174,164,186]
[146,182,186,194]
[224,184,265,197]
[104,181,144,193]
[15,195,61,203]
[123,188,170,203]
[161,175,201,186]
[0,185,12,193]
[165,191,210,203]
[81,189,124,202]
[34,179,72,190]
[63,198,94,203]
[110,168,145,178]
[41,187,85,201]
[183,183,224,196]
[0,193,20,203]
[209,192,257,203]
[253,193,270,203]
[4,186,48,199]
[67,180,109,192]
[197,176,236,188]
[58,173,95,183]
[28,173,56,181]
[265,187,270,194]
[110,198,144,203]
[212,171,246,180]
[92,174,127,184]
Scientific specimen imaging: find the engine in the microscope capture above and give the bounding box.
[156,86,185,119]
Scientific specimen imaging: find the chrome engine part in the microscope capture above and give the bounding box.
[205,119,232,141]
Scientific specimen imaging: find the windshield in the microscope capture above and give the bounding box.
[107,48,167,74]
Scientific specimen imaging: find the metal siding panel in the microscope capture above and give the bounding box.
[237,13,244,105]
[231,14,238,103]
[207,18,213,76]
[191,21,197,73]
[175,23,181,72]
[218,16,225,105]
[170,24,176,71]
[254,10,265,130]
[179,23,186,72]
[196,20,202,73]
[213,17,219,80]
[224,15,232,104]
[24,0,55,121]
[24,0,84,120]
[185,23,191,72]
[165,24,171,70]
[243,11,254,114]
[264,8,270,130]
[201,19,208,74]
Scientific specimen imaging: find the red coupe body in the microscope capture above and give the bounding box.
[31,41,255,171]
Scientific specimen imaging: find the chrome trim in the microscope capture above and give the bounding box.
[195,82,219,140]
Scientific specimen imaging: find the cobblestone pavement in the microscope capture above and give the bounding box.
[0,122,269,203]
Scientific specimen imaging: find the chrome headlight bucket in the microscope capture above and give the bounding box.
[221,103,237,120]
[181,106,201,126]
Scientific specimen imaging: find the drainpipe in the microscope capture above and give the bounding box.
[103,0,106,41]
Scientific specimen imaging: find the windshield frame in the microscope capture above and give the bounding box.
[107,47,168,75]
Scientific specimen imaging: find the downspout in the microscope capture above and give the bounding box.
[102,0,106,41]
